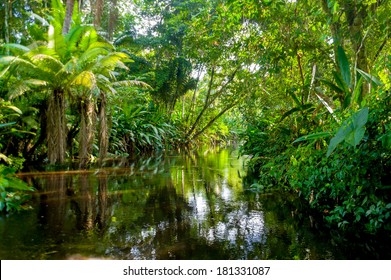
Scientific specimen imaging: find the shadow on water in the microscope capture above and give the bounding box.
[0,148,390,259]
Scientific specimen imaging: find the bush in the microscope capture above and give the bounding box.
[240,90,391,234]
[0,165,34,212]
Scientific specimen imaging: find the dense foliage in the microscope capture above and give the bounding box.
[0,0,390,235]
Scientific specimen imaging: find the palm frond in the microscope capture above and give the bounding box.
[0,65,11,79]
[0,56,19,67]
[50,0,65,25]
[87,41,114,52]
[78,47,110,68]
[66,25,95,55]
[48,25,66,58]
[7,80,32,99]
[78,28,99,52]
[71,70,97,90]
[7,79,48,99]
[30,54,64,74]
[113,80,152,89]
[96,52,130,70]
[2,56,43,79]
[2,44,30,55]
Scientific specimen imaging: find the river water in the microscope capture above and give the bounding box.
[0,148,388,259]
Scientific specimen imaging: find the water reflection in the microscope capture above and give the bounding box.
[0,149,388,259]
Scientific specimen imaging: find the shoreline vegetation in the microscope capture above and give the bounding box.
[1,0,390,241]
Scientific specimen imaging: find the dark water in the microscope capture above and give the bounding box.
[0,148,389,260]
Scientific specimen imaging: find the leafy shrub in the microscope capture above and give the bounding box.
[0,165,34,212]
[109,102,180,156]
[240,90,391,234]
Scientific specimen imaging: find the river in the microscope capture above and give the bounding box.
[0,148,388,259]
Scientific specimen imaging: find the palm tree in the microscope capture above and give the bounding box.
[1,21,124,162]
[1,17,149,166]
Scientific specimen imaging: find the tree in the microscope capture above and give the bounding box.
[0,21,131,165]
[93,0,104,29]
[63,0,76,34]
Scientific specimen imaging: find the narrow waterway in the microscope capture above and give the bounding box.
[0,148,387,259]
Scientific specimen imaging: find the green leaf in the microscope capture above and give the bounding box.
[3,105,22,114]
[319,78,344,94]
[378,132,391,148]
[352,107,368,128]
[337,46,351,89]
[333,71,350,94]
[0,122,17,129]
[352,76,363,106]
[345,126,365,147]
[293,132,332,143]
[30,54,64,73]
[0,56,17,66]
[356,68,383,87]
[2,43,30,54]
[327,107,368,156]
[280,107,301,121]
[286,89,301,106]
[327,120,352,157]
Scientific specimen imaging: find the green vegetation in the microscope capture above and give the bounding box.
[0,0,390,236]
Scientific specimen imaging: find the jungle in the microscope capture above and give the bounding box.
[0,0,390,259]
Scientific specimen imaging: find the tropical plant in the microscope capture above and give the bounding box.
[0,164,34,212]
[0,100,34,212]
[0,0,146,167]
[109,91,179,156]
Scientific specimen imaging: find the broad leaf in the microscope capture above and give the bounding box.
[356,68,383,87]
[2,44,30,54]
[319,78,344,94]
[327,107,368,157]
[293,132,332,143]
[337,46,351,89]
[352,76,363,106]
[352,107,368,128]
[378,131,391,148]
[333,71,350,94]
[327,120,351,157]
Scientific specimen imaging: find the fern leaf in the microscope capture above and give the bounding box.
[113,80,152,89]
[71,71,97,90]
[30,54,64,73]
[2,44,30,55]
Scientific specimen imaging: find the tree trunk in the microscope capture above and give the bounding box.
[47,90,67,164]
[4,0,10,50]
[98,92,108,163]
[79,96,96,168]
[190,101,239,142]
[25,102,48,161]
[108,0,118,41]
[94,0,104,29]
[185,67,215,140]
[185,66,238,141]
[63,0,75,34]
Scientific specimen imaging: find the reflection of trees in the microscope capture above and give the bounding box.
[70,172,109,232]
[71,173,95,231]
[36,171,110,235]
[38,174,69,234]
[96,171,109,231]
[14,149,346,259]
